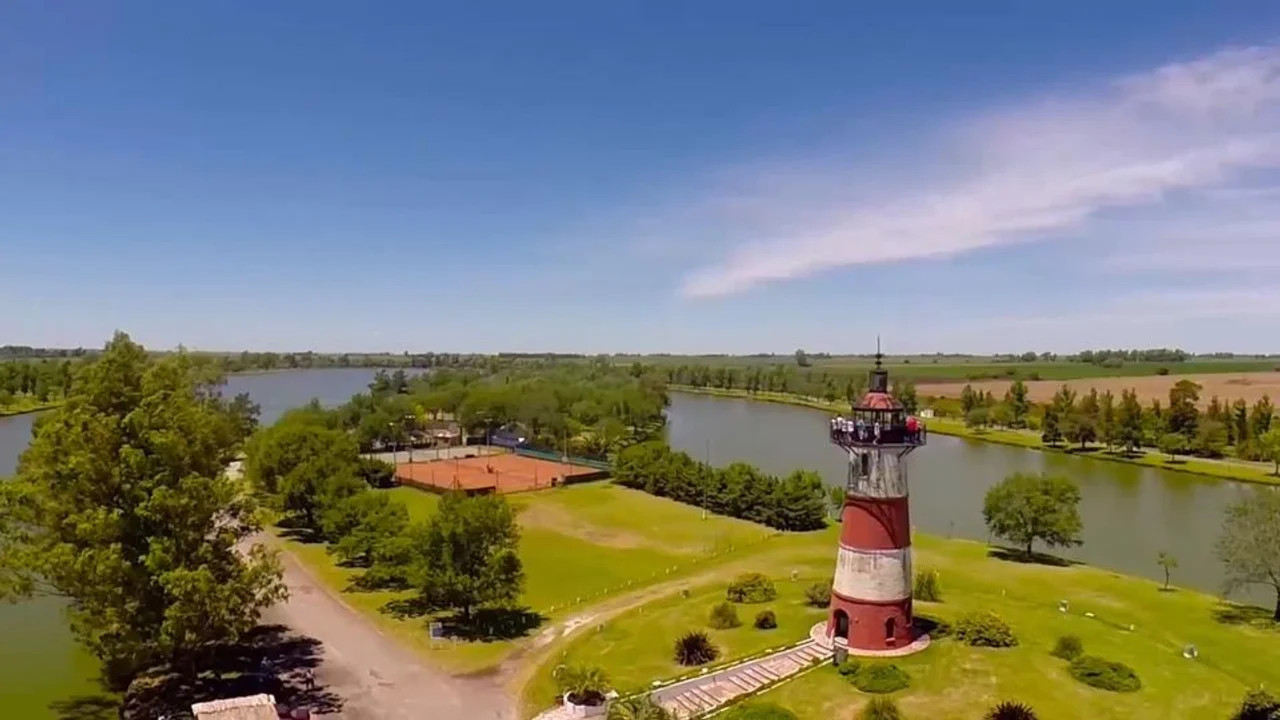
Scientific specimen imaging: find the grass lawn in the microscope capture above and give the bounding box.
[672,386,1280,487]
[280,482,773,673]
[524,527,1280,719]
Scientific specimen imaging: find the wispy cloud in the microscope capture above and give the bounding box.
[680,44,1280,297]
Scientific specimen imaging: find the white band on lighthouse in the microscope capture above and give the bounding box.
[831,545,912,602]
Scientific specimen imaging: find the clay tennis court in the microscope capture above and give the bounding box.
[395,452,607,494]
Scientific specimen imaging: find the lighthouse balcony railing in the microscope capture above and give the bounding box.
[829,425,926,448]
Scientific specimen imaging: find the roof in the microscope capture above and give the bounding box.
[854,391,903,411]
[191,694,278,720]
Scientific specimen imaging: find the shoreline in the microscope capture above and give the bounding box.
[670,385,1280,487]
[0,401,62,418]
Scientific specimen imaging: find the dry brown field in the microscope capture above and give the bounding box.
[919,371,1280,407]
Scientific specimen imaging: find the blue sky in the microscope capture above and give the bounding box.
[3,2,1280,354]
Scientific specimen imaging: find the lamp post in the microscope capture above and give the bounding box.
[405,414,417,464]
[388,422,397,466]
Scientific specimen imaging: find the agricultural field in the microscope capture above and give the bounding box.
[626,354,1276,384]
[919,371,1280,407]
[524,528,1280,720]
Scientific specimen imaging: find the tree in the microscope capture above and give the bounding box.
[1260,426,1280,476]
[1158,432,1186,461]
[414,492,523,620]
[1097,391,1116,450]
[0,333,285,686]
[982,472,1083,558]
[794,349,811,367]
[322,491,409,565]
[892,379,918,414]
[1007,380,1030,427]
[1216,489,1280,621]
[1194,420,1228,458]
[960,384,979,414]
[1040,405,1063,447]
[1167,379,1201,439]
[1062,411,1096,450]
[1249,396,1275,443]
[989,403,1014,428]
[1156,551,1178,591]
[1114,390,1144,454]
[966,406,990,430]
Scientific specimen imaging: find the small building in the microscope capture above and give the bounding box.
[191,694,279,720]
[918,407,935,419]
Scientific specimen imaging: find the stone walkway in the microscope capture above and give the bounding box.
[649,641,830,719]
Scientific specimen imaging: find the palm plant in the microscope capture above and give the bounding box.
[554,664,611,706]
[985,700,1039,720]
[607,695,673,720]
[673,630,719,666]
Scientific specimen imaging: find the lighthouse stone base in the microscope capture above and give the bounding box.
[809,622,931,658]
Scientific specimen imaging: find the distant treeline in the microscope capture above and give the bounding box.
[614,442,828,532]
[662,364,919,412]
[0,358,79,408]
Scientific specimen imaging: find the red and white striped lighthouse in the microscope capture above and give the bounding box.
[826,348,926,651]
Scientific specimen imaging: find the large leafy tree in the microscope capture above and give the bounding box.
[982,472,1083,558]
[0,333,285,686]
[414,492,523,620]
[1167,379,1201,439]
[1217,489,1280,621]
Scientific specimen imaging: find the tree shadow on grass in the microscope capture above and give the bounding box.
[49,694,120,720]
[987,547,1077,568]
[913,614,950,639]
[1213,602,1280,630]
[441,607,545,642]
[381,595,434,619]
[121,624,343,719]
[275,516,323,544]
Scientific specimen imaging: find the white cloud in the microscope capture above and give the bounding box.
[680,44,1280,297]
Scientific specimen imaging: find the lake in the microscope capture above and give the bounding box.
[0,372,1268,715]
[666,391,1265,602]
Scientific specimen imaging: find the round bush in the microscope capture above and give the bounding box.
[1068,655,1141,693]
[721,702,798,720]
[804,583,832,608]
[1235,689,1280,720]
[1050,634,1083,661]
[985,700,1039,720]
[851,664,910,694]
[673,631,719,666]
[859,697,903,720]
[709,602,741,629]
[727,573,778,603]
[954,612,1018,648]
[753,609,777,629]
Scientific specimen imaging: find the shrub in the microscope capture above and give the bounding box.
[673,631,719,666]
[914,614,951,639]
[1050,634,1083,661]
[912,567,942,602]
[1068,656,1141,693]
[859,697,903,720]
[754,609,777,629]
[954,612,1018,648]
[851,664,910,694]
[727,573,778,603]
[985,701,1039,720]
[720,703,799,720]
[607,695,673,719]
[837,659,862,677]
[1234,689,1280,720]
[709,602,741,629]
[554,664,610,706]
[804,583,832,607]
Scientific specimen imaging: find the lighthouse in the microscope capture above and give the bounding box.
[825,349,926,652]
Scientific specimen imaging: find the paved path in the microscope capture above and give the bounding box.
[264,542,514,720]
[647,641,829,719]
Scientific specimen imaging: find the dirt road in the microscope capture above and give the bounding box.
[263,544,514,720]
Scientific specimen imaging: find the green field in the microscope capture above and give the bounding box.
[281,483,773,672]
[525,528,1280,719]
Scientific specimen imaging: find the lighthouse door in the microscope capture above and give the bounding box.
[833,610,849,639]
[884,617,897,644]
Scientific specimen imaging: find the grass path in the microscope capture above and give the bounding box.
[672,385,1280,486]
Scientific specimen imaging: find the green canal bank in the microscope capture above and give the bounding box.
[671,385,1280,486]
